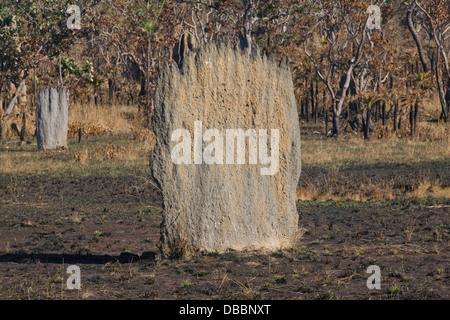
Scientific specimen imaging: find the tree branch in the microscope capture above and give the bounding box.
[406,2,430,72]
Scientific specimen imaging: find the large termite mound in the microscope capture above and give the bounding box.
[151,42,301,258]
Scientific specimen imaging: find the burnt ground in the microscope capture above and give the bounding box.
[0,164,449,300]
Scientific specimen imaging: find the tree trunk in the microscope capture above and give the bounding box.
[446,83,450,108]
[363,109,371,140]
[332,113,340,136]
[343,110,349,133]
[414,99,419,133]
[0,122,4,146]
[239,0,254,55]
[19,112,26,144]
[314,86,318,124]
[138,75,146,113]
[311,84,316,124]
[374,102,378,122]
[436,70,448,122]
[314,103,318,124]
[147,36,151,129]
[406,3,430,73]
[0,76,29,145]
[305,91,309,123]
[33,65,37,112]
[446,84,450,118]
[393,102,398,131]
[108,78,114,105]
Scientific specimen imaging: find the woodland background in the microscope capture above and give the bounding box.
[0,0,449,142]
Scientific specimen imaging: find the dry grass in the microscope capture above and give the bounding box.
[1,109,36,139]
[411,180,450,199]
[0,104,154,175]
[68,103,141,136]
[2,102,141,140]
[297,172,450,202]
[411,179,432,198]
[296,178,396,202]
[0,136,153,175]
[431,185,450,198]
[72,143,133,162]
[301,123,450,167]
[298,115,449,201]
[1,101,448,201]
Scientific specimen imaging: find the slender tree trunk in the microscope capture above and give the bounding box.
[310,84,316,124]
[446,84,450,117]
[0,122,4,146]
[382,102,386,126]
[147,36,151,129]
[91,32,97,105]
[314,83,319,124]
[436,63,448,122]
[414,99,419,133]
[363,109,371,140]
[322,89,326,118]
[239,0,254,55]
[409,104,415,136]
[314,103,318,124]
[407,3,430,73]
[0,76,29,145]
[344,110,349,133]
[310,85,314,123]
[58,55,63,87]
[97,53,101,104]
[394,102,398,131]
[33,65,37,111]
[305,91,310,123]
[374,102,378,122]
[332,113,340,136]
[20,112,26,144]
[139,75,146,113]
[108,78,114,105]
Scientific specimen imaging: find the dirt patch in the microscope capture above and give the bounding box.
[0,172,449,300]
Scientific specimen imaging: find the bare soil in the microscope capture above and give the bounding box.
[0,162,449,300]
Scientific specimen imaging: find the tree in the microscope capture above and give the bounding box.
[303,0,375,136]
[0,0,95,144]
[93,0,175,125]
[406,0,450,121]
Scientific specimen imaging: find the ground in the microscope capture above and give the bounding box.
[0,139,448,300]
[0,104,449,300]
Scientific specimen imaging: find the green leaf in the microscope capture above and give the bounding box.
[144,21,158,34]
